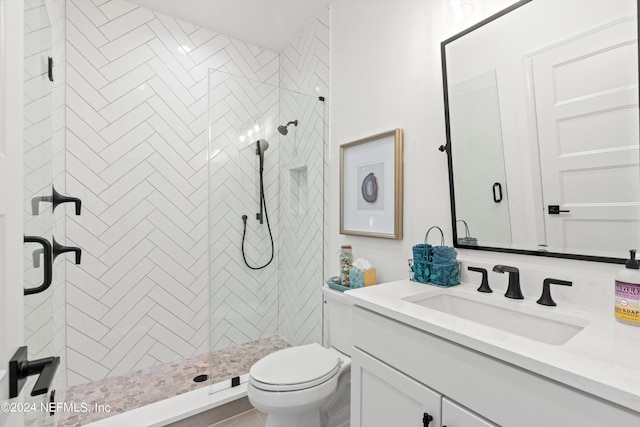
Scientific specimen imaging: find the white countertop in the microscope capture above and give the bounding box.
[343,280,640,413]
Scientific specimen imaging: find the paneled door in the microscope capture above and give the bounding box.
[531,16,639,255]
[449,70,512,246]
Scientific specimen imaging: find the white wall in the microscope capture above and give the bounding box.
[330,0,454,284]
[329,0,623,313]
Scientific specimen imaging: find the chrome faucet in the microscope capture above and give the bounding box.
[492,265,524,299]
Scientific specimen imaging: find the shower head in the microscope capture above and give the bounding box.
[277,120,298,135]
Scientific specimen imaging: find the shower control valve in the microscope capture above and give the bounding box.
[52,236,82,265]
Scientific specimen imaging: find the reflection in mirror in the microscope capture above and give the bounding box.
[443,0,639,262]
[450,70,511,246]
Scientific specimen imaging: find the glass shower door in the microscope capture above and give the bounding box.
[23,1,56,425]
[277,88,325,347]
[207,69,325,392]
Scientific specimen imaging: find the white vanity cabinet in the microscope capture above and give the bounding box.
[352,346,495,427]
[351,306,640,427]
[442,398,497,427]
[351,347,442,426]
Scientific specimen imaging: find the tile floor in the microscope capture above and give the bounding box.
[209,409,266,427]
[57,336,290,426]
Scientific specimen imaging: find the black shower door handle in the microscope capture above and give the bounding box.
[23,236,53,296]
[492,182,503,203]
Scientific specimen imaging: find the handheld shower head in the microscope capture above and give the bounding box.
[277,120,298,135]
[256,139,269,156]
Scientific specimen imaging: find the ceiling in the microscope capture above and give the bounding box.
[127,0,332,52]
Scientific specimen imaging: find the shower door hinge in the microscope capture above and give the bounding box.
[231,376,240,387]
[49,389,56,416]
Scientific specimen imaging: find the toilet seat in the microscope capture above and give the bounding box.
[249,343,341,392]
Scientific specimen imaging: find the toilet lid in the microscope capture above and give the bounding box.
[249,343,341,391]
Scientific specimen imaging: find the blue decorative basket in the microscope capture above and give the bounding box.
[410,226,460,287]
[429,262,461,287]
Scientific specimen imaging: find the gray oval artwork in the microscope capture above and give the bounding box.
[361,172,378,203]
[357,162,385,211]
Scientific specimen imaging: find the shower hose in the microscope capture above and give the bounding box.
[241,151,274,270]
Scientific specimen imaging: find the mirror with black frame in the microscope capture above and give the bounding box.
[442,0,639,263]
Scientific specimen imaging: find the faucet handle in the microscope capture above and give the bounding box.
[537,278,572,306]
[468,267,492,293]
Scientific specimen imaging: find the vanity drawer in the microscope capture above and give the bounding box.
[352,306,640,427]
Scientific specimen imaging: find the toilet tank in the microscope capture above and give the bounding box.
[322,287,353,356]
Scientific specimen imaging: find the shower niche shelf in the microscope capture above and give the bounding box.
[289,166,308,215]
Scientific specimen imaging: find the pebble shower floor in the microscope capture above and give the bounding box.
[57,336,290,426]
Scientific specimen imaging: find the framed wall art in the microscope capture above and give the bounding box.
[340,129,403,239]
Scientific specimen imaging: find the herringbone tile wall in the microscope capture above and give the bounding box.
[208,70,281,352]
[65,0,280,385]
[63,0,329,386]
[279,9,330,347]
[207,73,326,356]
[277,92,324,347]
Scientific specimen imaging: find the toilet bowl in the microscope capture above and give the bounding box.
[248,344,350,427]
[247,287,352,427]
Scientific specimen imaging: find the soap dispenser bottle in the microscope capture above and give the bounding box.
[615,249,640,326]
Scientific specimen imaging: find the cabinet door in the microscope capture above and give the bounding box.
[442,397,498,427]
[351,348,441,427]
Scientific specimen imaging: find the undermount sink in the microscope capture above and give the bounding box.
[406,293,588,345]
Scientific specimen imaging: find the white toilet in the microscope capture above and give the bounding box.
[248,287,352,427]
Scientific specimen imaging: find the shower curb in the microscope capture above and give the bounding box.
[84,383,247,427]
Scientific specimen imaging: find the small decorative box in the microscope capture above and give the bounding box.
[349,268,364,288]
[363,268,376,286]
[349,268,377,288]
